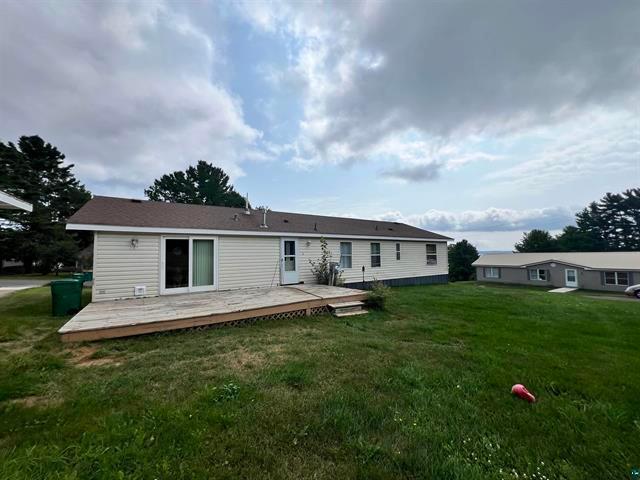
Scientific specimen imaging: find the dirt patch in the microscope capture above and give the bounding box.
[66,345,123,368]
[8,395,62,408]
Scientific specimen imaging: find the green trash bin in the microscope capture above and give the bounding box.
[51,279,83,316]
[72,273,85,284]
[83,271,93,282]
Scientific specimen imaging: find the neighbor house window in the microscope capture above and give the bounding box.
[426,244,437,265]
[396,243,401,261]
[529,269,547,281]
[339,242,352,269]
[604,271,629,286]
[370,242,381,267]
[485,267,500,279]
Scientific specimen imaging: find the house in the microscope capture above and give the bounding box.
[473,252,640,292]
[66,196,452,302]
[0,190,32,212]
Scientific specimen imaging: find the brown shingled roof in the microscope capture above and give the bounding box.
[67,196,452,241]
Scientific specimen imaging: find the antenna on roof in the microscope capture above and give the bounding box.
[244,194,250,215]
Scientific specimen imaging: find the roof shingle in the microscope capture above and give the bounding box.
[67,196,452,241]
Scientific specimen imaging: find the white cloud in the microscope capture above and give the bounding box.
[0,0,264,196]
[238,0,640,184]
[376,206,575,232]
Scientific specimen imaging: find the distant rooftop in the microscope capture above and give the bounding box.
[473,252,640,271]
[0,190,32,212]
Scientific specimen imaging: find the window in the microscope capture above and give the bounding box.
[339,242,352,269]
[396,243,401,260]
[426,244,437,265]
[485,267,500,279]
[604,271,629,286]
[370,242,381,267]
[529,269,547,281]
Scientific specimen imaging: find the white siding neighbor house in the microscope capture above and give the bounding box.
[67,196,452,302]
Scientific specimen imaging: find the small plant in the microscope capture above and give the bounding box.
[365,280,391,310]
[309,237,342,285]
[203,382,240,403]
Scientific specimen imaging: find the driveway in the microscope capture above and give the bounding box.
[0,279,50,298]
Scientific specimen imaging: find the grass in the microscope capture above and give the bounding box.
[0,283,638,479]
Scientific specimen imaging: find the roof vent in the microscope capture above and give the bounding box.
[314,222,318,231]
[388,227,394,231]
[244,194,251,215]
[233,213,239,221]
[130,199,143,203]
[283,219,289,223]
[259,207,269,229]
[375,225,379,230]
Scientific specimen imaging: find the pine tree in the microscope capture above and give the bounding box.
[0,136,91,273]
[145,161,246,208]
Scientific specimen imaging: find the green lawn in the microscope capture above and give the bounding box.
[0,284,638,479]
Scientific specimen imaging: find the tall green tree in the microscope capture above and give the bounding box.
[514,229,557,253]
[0,136,91,273]
[576,188,639,251]
[448,240,479,282]
[145,161,246,208]
[555,226,605,252]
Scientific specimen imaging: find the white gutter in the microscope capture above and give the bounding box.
[66,223,451,243]
[0,191,32,212]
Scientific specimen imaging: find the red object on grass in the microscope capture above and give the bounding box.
[511,384,536,403]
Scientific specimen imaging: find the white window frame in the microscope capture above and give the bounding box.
[396,242,401,261]
[339,241,352,269]
[529,268,547,281]
[604,271,629,286]
[485,267,500,279]
[426,243,437,265]
[160,235,218,295]
[370,242,381,268]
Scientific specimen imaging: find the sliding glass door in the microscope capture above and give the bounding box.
[162,237,217,294]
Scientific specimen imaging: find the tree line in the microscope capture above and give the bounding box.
[0,136,246,274]
[515,189,640,252]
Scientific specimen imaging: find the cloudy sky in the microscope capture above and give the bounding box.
[1,1,639,249]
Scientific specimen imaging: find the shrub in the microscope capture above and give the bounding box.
[309,237,342,285]
[365,280,391,310]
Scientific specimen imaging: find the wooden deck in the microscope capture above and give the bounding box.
[58,285,367,342]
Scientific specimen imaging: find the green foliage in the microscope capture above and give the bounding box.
[514,189,639,253]
[576,188,639,251]
[145,160,246,208]
[555,225,605,252]
[448,239,479,281]
[0,136,91,273]
[514,229,557,252]
[309,237,342,285]
[365,280,391,310]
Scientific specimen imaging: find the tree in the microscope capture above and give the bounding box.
[0,136,91,273]
[448,240,479,282]
[555,226,605,252]
[575,188,639,251]
[145,161,246,208]
[514,229,557,253]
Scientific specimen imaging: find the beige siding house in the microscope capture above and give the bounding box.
[69,197,451,302]
[473,252,640,293]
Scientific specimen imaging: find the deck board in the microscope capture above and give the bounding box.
[59,285,367,342]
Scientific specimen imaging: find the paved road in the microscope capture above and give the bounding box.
[0,279,50,298]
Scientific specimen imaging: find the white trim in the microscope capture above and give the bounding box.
[160,235,218,295]
[280,238,299,285]
[0,190,32,212]
[66,223,450,243]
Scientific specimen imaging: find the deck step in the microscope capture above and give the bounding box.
[328,301,364,309]
[334,309,369,318]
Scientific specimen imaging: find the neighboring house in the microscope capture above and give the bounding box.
[473,252,640,293]
[0,190,32,212]
[66,196,452,302]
